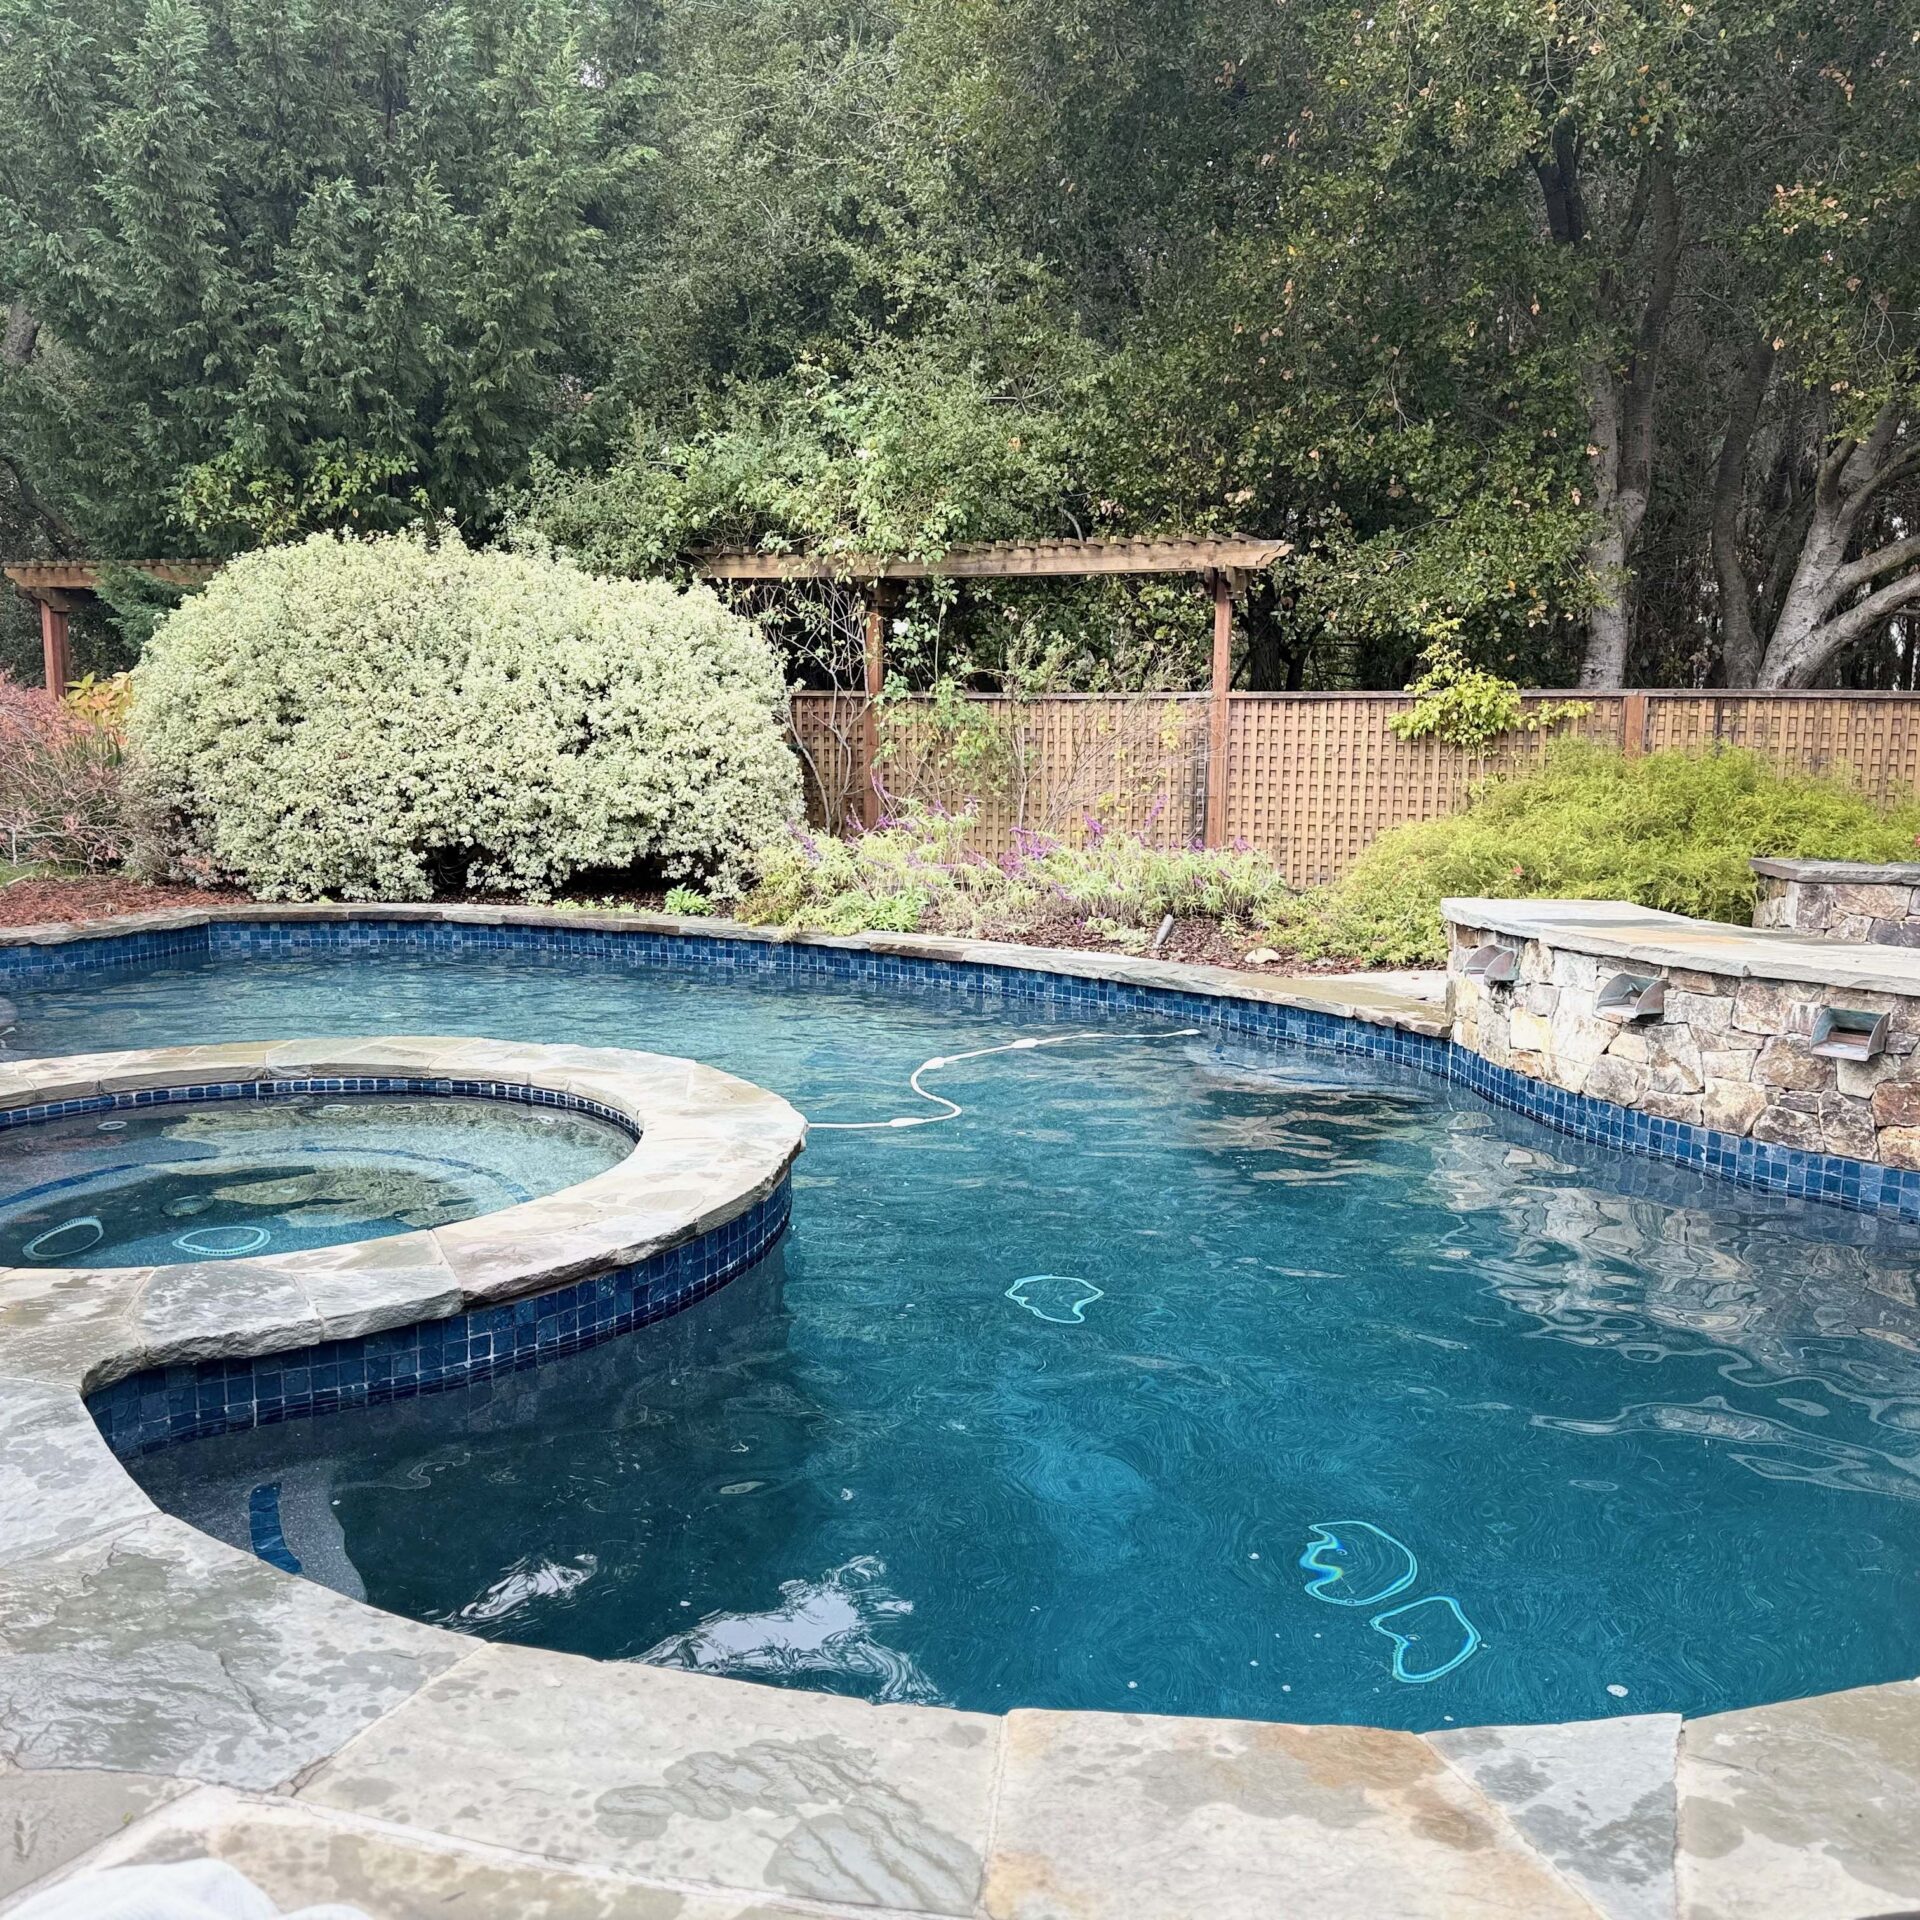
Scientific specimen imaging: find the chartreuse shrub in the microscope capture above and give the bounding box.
[129,533,800,900]
[1265,744,1920,967]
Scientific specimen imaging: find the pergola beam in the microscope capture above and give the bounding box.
[698,536,1290,582]
[3,561,220,696]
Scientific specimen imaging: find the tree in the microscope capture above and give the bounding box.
[0,0,647,554]
[1705,33,1920,688]
[4,0,1915,695]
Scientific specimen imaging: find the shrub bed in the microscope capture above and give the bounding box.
[129,533,799,900]
[725,747,1920,972]
[0,672,129,872]
[1265,745,1920,967]
[734,812,1293,950]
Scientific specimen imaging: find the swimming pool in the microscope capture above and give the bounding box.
[11,933,1920,1736]
[0,1091,632,1267]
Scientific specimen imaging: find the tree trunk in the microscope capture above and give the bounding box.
[2,302,36,368]
[1756,399,1920,685]
[1575,146,1682,689]
[1579,363,1631,688]
[1712,340,1774,686]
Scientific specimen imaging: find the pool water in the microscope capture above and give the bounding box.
[11,944,1920,1732]
[0,1092,632,1267]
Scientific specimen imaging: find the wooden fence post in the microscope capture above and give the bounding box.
[38,599,71,696]
[1204,571,1233,848]
[1622,691,1649,758]
[861,586,886,829]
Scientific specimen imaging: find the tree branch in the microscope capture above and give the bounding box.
[1813,567,1920,661]
[1532,122,1586,247]
[1829,530,1920,603]
[1847,440,1920,522]
[1842,398,1904,492]
[0,446,79,554]
[1619,144,1682,506]
[2,302,38,369]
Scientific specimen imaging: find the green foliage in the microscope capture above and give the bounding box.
[127,532,800,900]
[523,339,1089,584]
[1387,635,1591,754]
[2,0,1914,694]
[0,0,646,552]
[89,567,190,657]
[738,810,1293,939]
[1269,746,1920,967]
[662,884,714,916]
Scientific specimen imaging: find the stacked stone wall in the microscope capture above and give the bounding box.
[1753,872,1920,946]
[1448,925,1920,1168]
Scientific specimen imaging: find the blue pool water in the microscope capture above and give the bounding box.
[0,1093,631,1267]
[10,943,1920,1731]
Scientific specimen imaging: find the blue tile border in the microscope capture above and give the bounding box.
[247,1482,302,1574]
[0,1075,638,1136]
[13,910,1920,1227]
[86,1176,792,1460]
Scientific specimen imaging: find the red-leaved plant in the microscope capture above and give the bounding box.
[0,671,130,871]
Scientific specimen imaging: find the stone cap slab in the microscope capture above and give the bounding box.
[1443,896,1920,998]
[0,1035,806,1391]
[1750,857,1920,885]
[0,900,1452,1038]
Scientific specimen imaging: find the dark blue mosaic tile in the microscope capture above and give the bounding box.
[85,1177,792,1460]
[0,1075,634,1137]
[247,1481,302,1573]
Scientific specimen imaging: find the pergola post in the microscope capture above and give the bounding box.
[38,598,72,696]
[4,562,218,695]
[861,584,887,830]
[1204,570,1234,848]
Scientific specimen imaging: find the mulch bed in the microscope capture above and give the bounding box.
[966,909,1362,975]
[0,875,241,928]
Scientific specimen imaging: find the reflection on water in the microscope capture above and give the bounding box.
[16,945,1920,1731]
[643,1555,938,1704]
[1428,1118,1920,1503]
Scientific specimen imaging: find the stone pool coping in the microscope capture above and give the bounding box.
[1751,856,1920,887]
[0,1035,805,1398]
[2,909,1919,1919]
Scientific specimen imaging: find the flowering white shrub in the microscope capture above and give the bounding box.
[128,532,799,900]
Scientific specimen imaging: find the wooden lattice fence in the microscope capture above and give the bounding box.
[788,690,1920,884]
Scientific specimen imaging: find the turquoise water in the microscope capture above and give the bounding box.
[0,1092,632,1266]
[11,945,1920,1731]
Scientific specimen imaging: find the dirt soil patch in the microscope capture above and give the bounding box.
[962,910,1367,976]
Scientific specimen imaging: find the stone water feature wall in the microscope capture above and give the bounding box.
[1751,858,1920,945]
[1445,898,1920,1169]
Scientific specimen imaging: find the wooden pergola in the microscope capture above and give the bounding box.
[3,560,219,693]
[699,536,1291,842]
[4,535,1290,847]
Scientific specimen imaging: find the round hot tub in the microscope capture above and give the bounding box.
[0,1090,635,1268]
